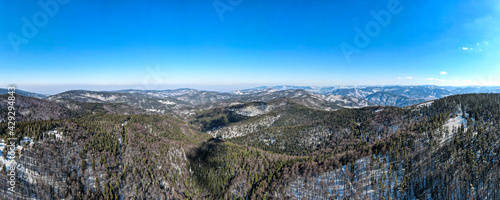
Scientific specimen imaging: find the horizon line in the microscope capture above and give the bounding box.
[3,84,500,96]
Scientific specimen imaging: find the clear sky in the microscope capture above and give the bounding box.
[1,0,499,94]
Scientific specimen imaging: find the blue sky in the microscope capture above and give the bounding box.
[1,0,499,94]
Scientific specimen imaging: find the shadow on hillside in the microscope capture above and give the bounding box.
[186,136,230,197]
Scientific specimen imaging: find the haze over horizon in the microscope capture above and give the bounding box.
[2,0,500,91]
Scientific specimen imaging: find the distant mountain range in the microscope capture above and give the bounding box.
[233,85,500,107]
[2,85,500,109]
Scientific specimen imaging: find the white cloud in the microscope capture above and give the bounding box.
[461,46,478,51]
[440,71,448,75]
[397,76,413,80]
[425,78,445,82]
[461,41,490,52]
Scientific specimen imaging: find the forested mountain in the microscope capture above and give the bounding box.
[46,90,191,115]
[0,94,71,122]
[234,89,374,109]
[0,94,146,122]
[115,88,199,98]
[0,88,47,99]
[365,92,424,107]
[0,91,499,199]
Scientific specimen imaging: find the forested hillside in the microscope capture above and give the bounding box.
[0,93,498,199]
[0,94,72,122]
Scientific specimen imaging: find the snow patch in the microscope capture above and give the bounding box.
[416,101,434,108]
[158,100,176,105]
